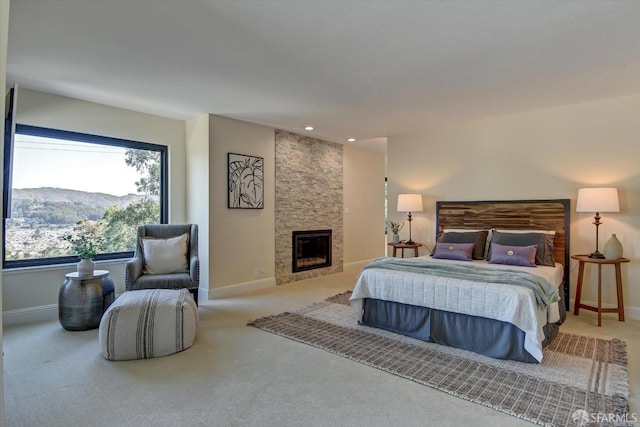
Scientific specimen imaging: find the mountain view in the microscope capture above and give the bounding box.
[11,187,145,223]
[13,187,144,208]
[5,187,153,261]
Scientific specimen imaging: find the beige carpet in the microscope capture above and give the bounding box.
[4,264,638,427]
[249,292,631,427]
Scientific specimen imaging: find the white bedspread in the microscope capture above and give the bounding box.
[350,256,564,362]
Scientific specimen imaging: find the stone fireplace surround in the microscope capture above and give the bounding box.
[275,130,344,285]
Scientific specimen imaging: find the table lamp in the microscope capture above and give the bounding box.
[576,187,619,259]
[397,194,423,245]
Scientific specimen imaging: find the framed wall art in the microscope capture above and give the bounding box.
[228,152,264,209]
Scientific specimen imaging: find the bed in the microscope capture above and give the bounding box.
[350,199,570,363]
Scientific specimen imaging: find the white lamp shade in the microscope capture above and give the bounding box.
[576,188,620,213]
[397,194,423,212]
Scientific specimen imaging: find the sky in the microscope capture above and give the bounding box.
[12,134,143,196]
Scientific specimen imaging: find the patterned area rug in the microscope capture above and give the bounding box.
[248,292,631,427]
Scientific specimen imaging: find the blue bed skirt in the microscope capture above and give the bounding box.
[361,294,566,363]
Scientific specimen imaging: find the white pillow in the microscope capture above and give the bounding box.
[493,229,556,235]
[142,233,189,275]
[443,228,489,232]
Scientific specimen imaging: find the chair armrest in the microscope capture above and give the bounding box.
[125,256,144,290]
[189,255,199,287]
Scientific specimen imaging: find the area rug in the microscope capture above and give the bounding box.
[248,292,631,427]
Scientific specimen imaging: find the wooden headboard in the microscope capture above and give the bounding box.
[436,199,570,310]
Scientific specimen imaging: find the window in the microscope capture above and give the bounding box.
[3,124,168,268]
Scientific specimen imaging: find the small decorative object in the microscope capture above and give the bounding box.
[62,220,103,276]
[77,258,96,276]
[603,233,623,260]
[387,220,404,244]
[228,152,264,209]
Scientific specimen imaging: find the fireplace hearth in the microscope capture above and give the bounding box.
[292,230,332,273]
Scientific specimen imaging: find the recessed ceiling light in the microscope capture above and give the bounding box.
[304,126,314,131]
[347,138,356,142]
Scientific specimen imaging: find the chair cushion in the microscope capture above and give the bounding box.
[99,289,197,361]
[141,233,189,274]
[132,272,196,290]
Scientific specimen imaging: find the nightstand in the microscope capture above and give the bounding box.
[388,242,422,258]
[572,254,630,327]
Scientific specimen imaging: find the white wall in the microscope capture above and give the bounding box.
[208,115,276,297]
[186,114,211,301]
[2,89,187,315]
[1,0,10,423]
[387,94,640,317]
[343,145,386,264]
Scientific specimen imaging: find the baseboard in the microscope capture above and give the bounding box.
[3,304,58,327]
[207,277,276,299]
[569,298,640,321]
[343,259,373,270]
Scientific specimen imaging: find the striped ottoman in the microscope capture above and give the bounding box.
[99,289,198,361]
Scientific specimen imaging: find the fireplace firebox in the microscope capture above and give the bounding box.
[292,230,332,273]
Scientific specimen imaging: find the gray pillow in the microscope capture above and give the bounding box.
[431,230,489,260]
[488,231,555,267]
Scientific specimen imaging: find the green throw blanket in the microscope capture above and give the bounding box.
[361,257,560,309]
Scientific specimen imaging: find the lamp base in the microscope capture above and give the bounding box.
[588,251,605,259]
[405,240,415,245]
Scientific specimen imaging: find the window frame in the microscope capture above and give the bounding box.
[2,124,168,269]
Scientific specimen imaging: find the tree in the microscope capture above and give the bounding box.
[98,149,161,253]
[61,219,106,258]
[125,149,161,197]
[102,199,160,252]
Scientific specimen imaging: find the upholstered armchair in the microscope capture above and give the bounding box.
[125,224,200,304]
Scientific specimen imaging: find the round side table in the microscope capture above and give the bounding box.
[571,254,630,327]
[58,269,115,331]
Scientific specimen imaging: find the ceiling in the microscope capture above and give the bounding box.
[7,1,640,153]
